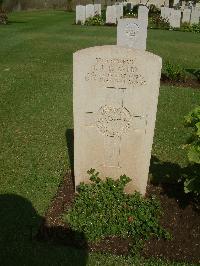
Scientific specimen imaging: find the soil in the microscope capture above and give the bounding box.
[37,171,200,264]
[161,76,200,89]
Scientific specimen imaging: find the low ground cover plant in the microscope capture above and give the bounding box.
[182,107,200,196]
[180,22,200,33]
[85,15,105,26]
[64,169,170,253]
[162,61,187,82]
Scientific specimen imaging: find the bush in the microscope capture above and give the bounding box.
[181,22,200,33]
[183,107,200,196]
[85,15,105,26]
[150,14,170,29]
[123,4,138,18]
[162,61,187,82]
[63,169,170,253]
[149,4,160,17]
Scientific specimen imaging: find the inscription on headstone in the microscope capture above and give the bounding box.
[73,46,162,195]
[117,18,147,50]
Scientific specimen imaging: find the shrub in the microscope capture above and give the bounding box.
[162,61,187,82]
[63,169,170,253]
[149,4,160,17]
[150,14,170,29]
[124,5,138,18]
[85,15,105,26]
[181,22,200,33]
[183,107,200,195]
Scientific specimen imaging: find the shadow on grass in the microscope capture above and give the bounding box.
[150,156,199,209]
[0,194,88,266]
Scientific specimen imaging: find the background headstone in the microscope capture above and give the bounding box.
[106,5,117,24]
[138,5,149,26]
[182,8,191,23]
[73,45,162,195]
[76,5,86,25]
[117,18,147,50]
[190,10,200,24]
[86,4,95,20]
[116,4,123,21]
[169,9,181,27]
[94,4,101,16]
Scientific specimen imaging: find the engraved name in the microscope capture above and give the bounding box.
[85,58,146,88]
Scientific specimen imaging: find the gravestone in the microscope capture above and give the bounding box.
[86,4,95,19]
[94,4,101,16]
[182,8,191,23]
[73,45,162,195]
[106,6,117,24]
[138,5,149,26]
[190,10,200,24]
[161,7,166,18]
[164,0,170,7]
[117,18,147,50]
[116,4,123,21]
[165,7,172,20]
[173,0,179,6]
[169,9,181,27]
[76,5,86,25]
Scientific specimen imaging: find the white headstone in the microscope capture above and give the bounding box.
[76,5,86,25]
[190,10,200,24]
[173,0,180,6]
[106,6,117,24]
[86,4,95,20]
[116,4,124,21]
[182,8,191,23]
[94,4,101,16]
[117,18,147,50]
[138,5,149,26]
[169,9,181,27]
[73,45,162,195]
[164,7,172,20]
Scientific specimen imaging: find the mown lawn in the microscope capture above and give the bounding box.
[0,10,199,265]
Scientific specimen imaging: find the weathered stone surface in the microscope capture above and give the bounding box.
[76,5,86,25]
[169,9,181,27]
[106,5,117,24]
[117,18,147,50]
[182,8,191,23]
[94,4,101,16]
[116,4,123,21]
[190,10,200,24]
[73,45,162,195]
[86,4,95,19]
[138,5,149,26]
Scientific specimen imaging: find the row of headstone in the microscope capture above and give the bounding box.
[161,6,200,27]
[74,1,161,196]
[76,4,101,25]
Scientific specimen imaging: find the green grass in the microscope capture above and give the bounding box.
[0,10,200,265]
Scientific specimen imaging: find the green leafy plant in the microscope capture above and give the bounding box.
[150,14,170,29]
[162,61,187,82]
[149,4,160,17]
[0,0,8,25]
[183,107,200,195]
[181,22,200,33]
[63,169,170,253]
[85,15,105,26]
[124,5,138,18]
